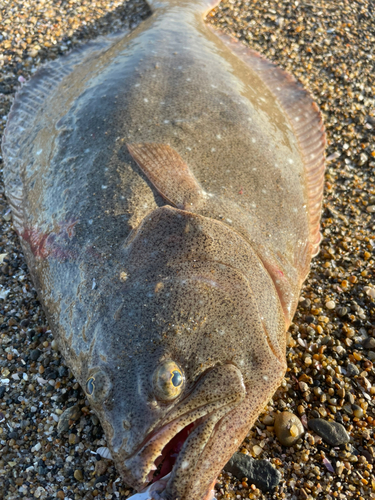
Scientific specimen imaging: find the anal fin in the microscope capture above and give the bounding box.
[127,143,206,212]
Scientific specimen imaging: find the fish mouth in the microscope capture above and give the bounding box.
[119,364,246,499]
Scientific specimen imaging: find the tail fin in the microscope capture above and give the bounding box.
[147,0,221,15]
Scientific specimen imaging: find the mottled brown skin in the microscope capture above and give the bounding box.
[2,0,325,499]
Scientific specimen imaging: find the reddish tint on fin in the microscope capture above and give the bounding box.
[127,143,205,212]
[20,220,77,260]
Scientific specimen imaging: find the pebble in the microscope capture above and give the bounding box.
[74,469,84,482]
[57,405,82,434]
[262,414,274,426]
[29,349,41,361]
[325,300,335,310]
[274,412,304,446]
[307,419,350,446]
[95,459,109,476]
[352,404,364,418]
[224,452,281,492]
[346,363,360,376]
[362,337,375,350]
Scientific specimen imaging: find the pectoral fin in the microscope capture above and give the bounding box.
[127,143,206,212]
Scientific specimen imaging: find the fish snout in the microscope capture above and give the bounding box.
[117,364,246,497]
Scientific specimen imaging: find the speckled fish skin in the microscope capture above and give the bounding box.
[1,0,325,499]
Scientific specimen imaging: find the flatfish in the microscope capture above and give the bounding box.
[2,0,325,499]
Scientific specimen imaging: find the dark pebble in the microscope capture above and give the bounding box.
[29,349,42,361]
[307,418,350,446]
[305,315,315,324]
[346,363,359,376]
[337,307,348,318]
[58,365,69,378]
[224,452,281,492]
[0,386,6,399]
[362,337,375,350]
[38,466,47,475]
[95,474,108,485]
[300,299,311,309]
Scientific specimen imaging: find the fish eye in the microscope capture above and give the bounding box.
[86,377,95,395]
[85,370,110,402]
[153,361,184,401]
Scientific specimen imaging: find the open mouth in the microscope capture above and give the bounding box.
[129,413,218,500]
[124,409,212,491]
[120,364,246,499]
[150,420,199,484]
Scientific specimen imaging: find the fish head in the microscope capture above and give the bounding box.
[83,206,286,500]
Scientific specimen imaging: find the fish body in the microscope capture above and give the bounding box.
[1,0,325,499]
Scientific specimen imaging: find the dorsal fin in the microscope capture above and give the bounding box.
[127,143,206,211]
[1,32,126,233]
[208,28,326,267]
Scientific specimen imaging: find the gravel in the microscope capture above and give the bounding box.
[1,1,375,500]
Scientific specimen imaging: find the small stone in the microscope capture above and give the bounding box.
[74,469,84,481]
[95,460,108,477]
[56,491,65,500]
[69,433,79,445]
[224,452,281,492]
[362,337,375,350]
[346,363,359,376]
[336,464,345,476]
[337,388,346,398]
[307,418,350,446]
[359,153,368,165]
[299,381,309,392]
[58,365,69,378]
[29,349,41,361]
[348,393,355,405]
[274,412,304,446]
[337,307,348,318]
[352,404,364,418]
[252,445,262,456]
[91,414,100,426]
[262,414,274,426]
[57,405,82,434]
[325,300,336,310]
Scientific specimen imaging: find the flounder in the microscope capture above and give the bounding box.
[2,0,325,499]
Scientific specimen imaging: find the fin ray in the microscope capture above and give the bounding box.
[2,31,126,233]
[127,143,206,212]
[208,28,326,267]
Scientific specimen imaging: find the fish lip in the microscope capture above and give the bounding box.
[121,407,216,489]
[121,386,244,491]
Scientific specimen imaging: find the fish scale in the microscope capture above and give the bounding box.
[1,0,325,499]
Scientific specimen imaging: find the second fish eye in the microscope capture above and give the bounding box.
[153,361,184,401]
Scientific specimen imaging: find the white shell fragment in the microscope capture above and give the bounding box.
[95,447,113,460]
